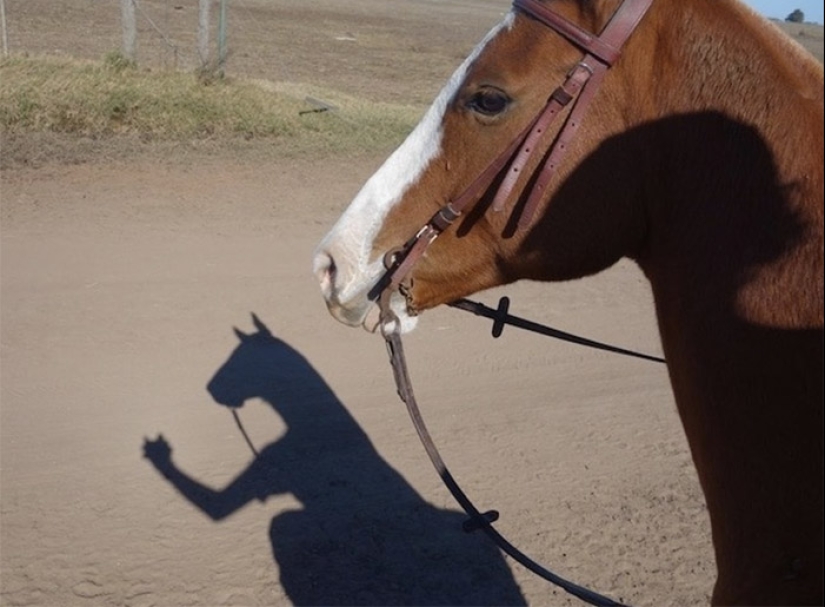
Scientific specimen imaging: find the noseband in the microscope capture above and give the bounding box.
[374,0,653,325]
[376,1,653,605]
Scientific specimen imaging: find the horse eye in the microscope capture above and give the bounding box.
[467,89,511,117]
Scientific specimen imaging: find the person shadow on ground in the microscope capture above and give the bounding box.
[144,314,526,606]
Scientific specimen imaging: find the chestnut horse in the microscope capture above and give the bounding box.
[314,0,824,604]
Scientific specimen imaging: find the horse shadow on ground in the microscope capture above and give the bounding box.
[144,314,526,606]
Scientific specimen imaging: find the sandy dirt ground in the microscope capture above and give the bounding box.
[11,0,810,605]
[1,152,714,607]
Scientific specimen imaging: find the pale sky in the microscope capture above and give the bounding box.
[741,0,823,24]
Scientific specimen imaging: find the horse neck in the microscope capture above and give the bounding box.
[627,0,824,315]
[644,0,823,141]
[214,340,370,442]
[622,2,824,598]
[254,365,365,440]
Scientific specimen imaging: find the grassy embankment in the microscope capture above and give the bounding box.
[0,53,423,167]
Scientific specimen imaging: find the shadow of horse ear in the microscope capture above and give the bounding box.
[233,314,273,343]
[198,315,528,606]
[251,312,273,337]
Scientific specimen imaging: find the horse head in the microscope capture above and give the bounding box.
[313,0,657,332]
[207,313,294,410]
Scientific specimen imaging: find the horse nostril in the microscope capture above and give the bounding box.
[313,251,337,294]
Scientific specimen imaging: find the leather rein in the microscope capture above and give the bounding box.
[375,1,654,605]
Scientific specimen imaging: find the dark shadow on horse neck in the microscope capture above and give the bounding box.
[205,316,526,606]
[525,110,822,398]
[518,111,810,280]
[525,111,823,603]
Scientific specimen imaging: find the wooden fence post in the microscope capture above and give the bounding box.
[198,0,210,68]
[121,0,137,62]
[1,0,9,56]
[218,0,228,70]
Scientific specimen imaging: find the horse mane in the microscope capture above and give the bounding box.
[674,0,822,96]
[642,0,823,183]
[733,0,824,81]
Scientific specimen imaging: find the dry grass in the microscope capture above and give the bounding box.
[0,53,424,166]
[0,54,295,138]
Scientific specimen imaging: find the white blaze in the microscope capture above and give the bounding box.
[314,12,515,331]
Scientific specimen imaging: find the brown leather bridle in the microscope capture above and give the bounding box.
[375,1,654,605]
[373,0,653,328]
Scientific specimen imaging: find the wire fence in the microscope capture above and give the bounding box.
[0,0,332,99]
[1,0,820,83]
[0,0,515,105]
[1,0,228,72]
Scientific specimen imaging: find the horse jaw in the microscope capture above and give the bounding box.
[313,12,515,333]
